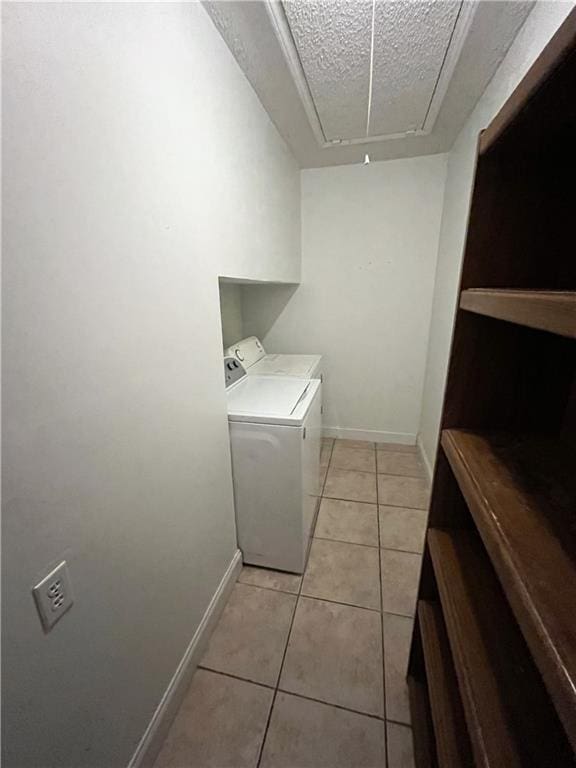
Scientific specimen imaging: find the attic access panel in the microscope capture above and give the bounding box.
[281,0,467,144]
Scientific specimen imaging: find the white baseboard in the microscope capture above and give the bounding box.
[127,549,242,768]
[416,434,434,484]
[323,426,416,446]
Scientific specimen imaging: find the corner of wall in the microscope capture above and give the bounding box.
[416,433,434,484]
[414,150,451,454]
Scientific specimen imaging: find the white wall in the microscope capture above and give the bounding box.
[418,0,575,473]
[219,282,244,349]
[2,4,299,767]
[243,155,447,444]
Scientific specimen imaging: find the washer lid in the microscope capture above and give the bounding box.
[250,354,321,378]
[227,375,311,419]
[228,378,321,427]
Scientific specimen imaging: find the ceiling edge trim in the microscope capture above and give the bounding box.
[421,0,478,133]
[265,0,327,147]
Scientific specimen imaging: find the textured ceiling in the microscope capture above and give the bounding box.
[370,1,460,136]
[202,0,535,167]
[283,0,372,140]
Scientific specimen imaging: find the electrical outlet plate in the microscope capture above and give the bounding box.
[32,561,73,631]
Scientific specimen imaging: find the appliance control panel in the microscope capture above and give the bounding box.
[224,336,266,369]
[224,356,246,388]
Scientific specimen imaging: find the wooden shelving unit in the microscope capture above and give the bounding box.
[429,530,572,767]
[417,600,472,768]
[441,430,576,739]
[460,289,576,338]
[407,676,437,768]
[408,10,576,766]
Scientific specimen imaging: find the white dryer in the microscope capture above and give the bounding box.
[225,336,322,381]
[224,356,322,574]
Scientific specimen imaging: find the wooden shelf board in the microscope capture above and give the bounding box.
[460,289,576,338]
[407,675,437,768]
[428,528,573,767]
[442,429,576,749]
[418,600,473,768]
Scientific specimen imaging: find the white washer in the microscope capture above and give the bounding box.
[225,336,323,381]
[224,356,322,574]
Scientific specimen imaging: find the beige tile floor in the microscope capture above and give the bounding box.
[154,438,430,768]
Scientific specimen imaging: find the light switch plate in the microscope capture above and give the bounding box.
[32,561,73,631]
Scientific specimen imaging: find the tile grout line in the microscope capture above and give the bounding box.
[254,604,297,767]
[313,533,425,557]
[319,437,336,496]
[328,440,418,455]
[326,440,377,453]
[377,440,418,756]
[376,471,427,479]
[386,717,413,727]
[381,608,416,620]
[380,544,424,556]
[322,497,379,508]
[176,439,420,767]
[198,667,392,724]
[377,442,421,755]
[284,439,384,734]
[323,493,427,511]
[197,666,275,692]
[375,442,390,763]
[255,497,311,768]
[331,466,426,481]
[235,578,416,620]
[299,591,381,614]
[276,688,385,722]
[310,440,390,733]
[325,438,403,759]
[313,534,380,550]
[256,437,421,765]
[236,581,300,597]
[255,439,414,765]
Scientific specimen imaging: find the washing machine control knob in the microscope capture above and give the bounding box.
[224,357,246,388]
